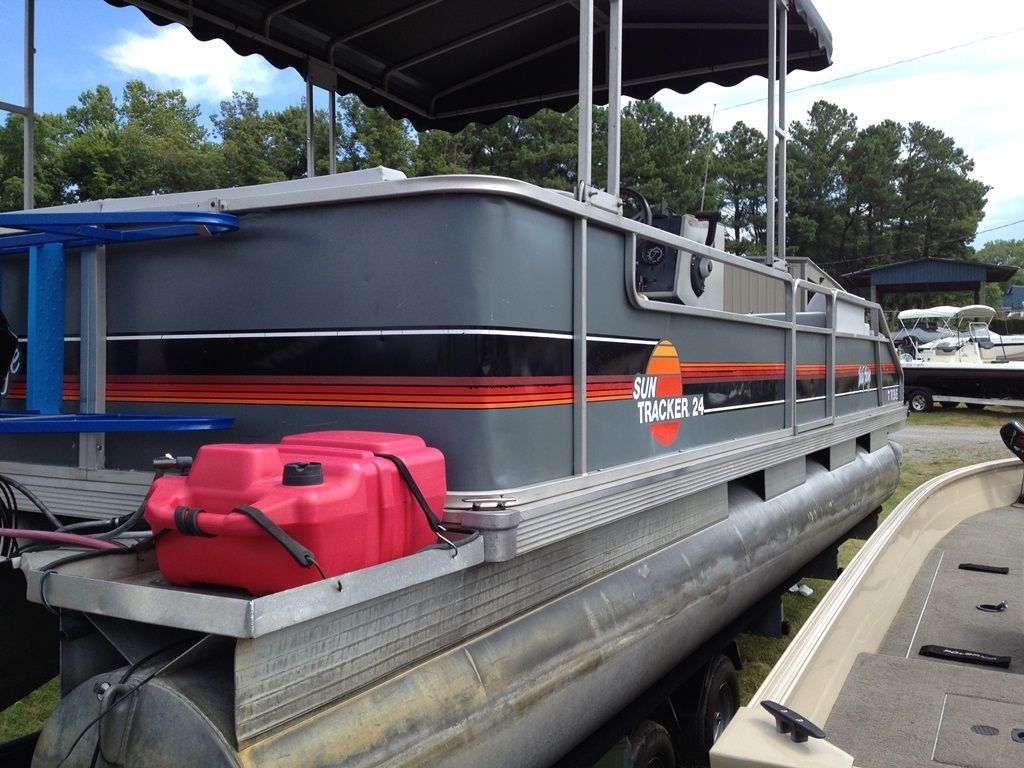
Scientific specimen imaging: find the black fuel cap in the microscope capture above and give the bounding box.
[282,462,324,486]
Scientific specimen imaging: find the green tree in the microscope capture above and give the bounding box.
[337,95,415,174]
[974,239,1024,306]
[60,82,214,201]
[713,121,766,255]
[619,100,713,214]
[413,125,479,176]
[0,112,68,209]
[786,101,858,262]
[841,120,903,270]
[211,92,287,186]
[893,122,988,261]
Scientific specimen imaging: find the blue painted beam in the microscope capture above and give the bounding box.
[0,211,240,255]
[26,242,65,415]
[0,413,234,434]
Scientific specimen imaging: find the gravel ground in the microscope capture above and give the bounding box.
[891,422,1011,465]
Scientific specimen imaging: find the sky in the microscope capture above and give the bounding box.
[0,0,1022,249]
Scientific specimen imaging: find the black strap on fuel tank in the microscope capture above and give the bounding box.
[231,505,318,571]
[374,453,445,532]
[173,506,213,538]
[174,504,320,573]
[373,453,478,550]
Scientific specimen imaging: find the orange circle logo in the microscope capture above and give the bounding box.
[632,340,684,445]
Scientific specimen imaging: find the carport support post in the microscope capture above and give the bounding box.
[26,241,64,415]
[576,0,593,201]
[79,244,106,470]
[24,0,35,210]
[605,0,622,199]
[305,77,315,179]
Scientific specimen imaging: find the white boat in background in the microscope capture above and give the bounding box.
[899,305,1024,411]
[897,305,1024,363]
[711,421,1024,768]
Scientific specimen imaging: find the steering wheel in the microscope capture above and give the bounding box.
[620,187,653,226]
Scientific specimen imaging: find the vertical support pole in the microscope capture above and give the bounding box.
[24,0,35,210]
[785,281,795,430]
[329,88,337,175]
[305,77,315,179]
[766,0,776,266]
[576,0,594,201]
[827,292,837,421]
[27,242,64,415]
[573,219,588,476]
[777,0,788,264]
[574,0,594,474]
[79,245,106,470]
[606,0,622,200]
[874,334,883,407]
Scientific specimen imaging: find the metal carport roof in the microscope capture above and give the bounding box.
[843,258,1018,304]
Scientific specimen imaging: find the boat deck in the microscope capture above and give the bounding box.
[825,505,1024,768]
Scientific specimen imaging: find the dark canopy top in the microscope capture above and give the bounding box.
[107,0,832,131]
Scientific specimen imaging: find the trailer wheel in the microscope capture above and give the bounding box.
[628,720,675,768]
[907,389,933,413]
[679,654,740,766]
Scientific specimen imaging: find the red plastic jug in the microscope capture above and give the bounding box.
[144,431,445,595]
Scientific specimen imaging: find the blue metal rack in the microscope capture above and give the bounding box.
[0,413,234,434]
[0,210,239,434]
[0,211,239,254]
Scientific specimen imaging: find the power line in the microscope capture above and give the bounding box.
[975,218,1024,238]
[719,25,1024,113]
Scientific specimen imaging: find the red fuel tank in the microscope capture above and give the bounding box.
[144,431,444,595]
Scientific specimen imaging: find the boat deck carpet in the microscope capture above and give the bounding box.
[824,505,1024,767]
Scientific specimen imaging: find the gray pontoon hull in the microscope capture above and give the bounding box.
[0,173,904,766]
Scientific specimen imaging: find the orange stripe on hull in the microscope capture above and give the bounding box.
[2,360,892,410]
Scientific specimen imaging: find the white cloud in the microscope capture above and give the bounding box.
[102,25,288,104]
[660,0,1024,245]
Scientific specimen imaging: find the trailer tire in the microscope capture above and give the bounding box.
[679,654,740,766]
[907,389,933,413]
[628,720,675,768]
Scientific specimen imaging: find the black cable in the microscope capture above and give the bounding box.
[0,473,62,529]
[0,475,23,557]
[94,487,154,541]
[55,635,203,768]
[39,532,163,574]
[56,519,122,534]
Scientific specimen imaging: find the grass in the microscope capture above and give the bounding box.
[0,679,58,743]
[3,406,1023,740]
